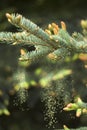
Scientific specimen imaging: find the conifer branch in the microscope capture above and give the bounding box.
[19,45,52,61]
[0,31,50,47]
[6,13,59,49]
[0,13,87,129]
[52,48,69,60]
[20,46,70,62]
[52,30,87,53]
[0,13,87,62]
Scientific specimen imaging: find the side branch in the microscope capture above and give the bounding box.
[0,31,50,47]
[6,13,59,49]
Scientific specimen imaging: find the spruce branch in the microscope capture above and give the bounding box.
[6,13,59,49]
[0,13,87,63]
[52,29,87,53]
[6,13,87,53]
[19,45,52,61]
[20,46,70,62]
[51,48,69,60]
[0,31,51,47]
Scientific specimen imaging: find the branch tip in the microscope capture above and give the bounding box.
[16,15,22,22]
[61,21,66,30]
[6,13,12,19]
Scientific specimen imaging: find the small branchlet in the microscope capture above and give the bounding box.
[63,97,87,117]
[6,13,22,26]
[6,13,59,49]
[63,125,70,130]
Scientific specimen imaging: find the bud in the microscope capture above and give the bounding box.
[20,49,26,55]
[61,21,66,30]
[16,15,22,23]
[76,108,82,117]
[53,28,58,35]
[81,20,87,29]
[47,53,57,60]
[6,13,12,20]
[52,23,59,31]
[45,29,51,35]
[3,109,10,116]
[63,125,70,130]
[48,24,52,30]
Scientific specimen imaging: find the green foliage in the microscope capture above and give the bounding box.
[0,13,87,130]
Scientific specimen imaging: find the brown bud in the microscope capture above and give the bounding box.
[61,21,66,30]
[48,24,52,29]
[79,53,87,61]
[6,13,12,20]
[16,15,22,23]
[47,53,57,60]
[20,49,26,55]
[53,28,58,35]
[52,23,59,31]
[45,29,51,35]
